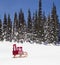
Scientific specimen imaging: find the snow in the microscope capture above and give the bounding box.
[0,41,60,65]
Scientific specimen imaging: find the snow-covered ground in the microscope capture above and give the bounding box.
[0,41,60,65]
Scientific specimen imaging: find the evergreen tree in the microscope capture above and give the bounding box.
[26,9,32,42]
[44,15,52,43]
[32,13,35,33]
[19,9,25,31]
[13,12,18,42]
[27,9,32,33]
[3,13,7,40]
[34,11,38,33]
[18,9,25,42]
[7,14,12,41]
[0,19,3,41]
[30,13,35,42]
[58,22,60,41]
[37,0,44,42]
[51,3,59,43]
[47,15,51,43]
[42,12,47,42]
[31,12,38,42]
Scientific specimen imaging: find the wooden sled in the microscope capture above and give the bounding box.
[12,44,28,58]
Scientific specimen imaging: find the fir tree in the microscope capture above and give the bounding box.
[27,9,32,33]
[19,9,25,31]
[34,11,38,34]
[58,22,60,41]
[42,12,47,42]
[3,13,7,40]
[7,14,12,41]
[13,12,18,42]
[0,19,3,41]
[32,13,35,33]
[26,9,32,42]
[37,0,44,42]
[30,13,35,42]
[45,15,52,43]
[18,9,25,42]
[51,3,59,43]
[32,12,38,42]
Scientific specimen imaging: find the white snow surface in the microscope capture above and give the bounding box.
[0,41,60,65]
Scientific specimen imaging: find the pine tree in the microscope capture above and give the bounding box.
[27,9,32,33]
[30,13,35,42]
[51,3,59,43]
[7,14,12,41]
[18,9,25,42]
[19,9,25,31]
[32,12,38,42]
[34,11,38,34]
[31,13,35,33]
[23,20,27,42]
[13,12,18,42]
[0,19,3,41]
[3,13,7,40]
[26,9,33,42]
[42,12,47,42]
[58,22,60,41]
[45,15,52,43]
[37,0,44,43]
[47,15,51,43]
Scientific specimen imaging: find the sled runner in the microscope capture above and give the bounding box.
[12,44,28,58]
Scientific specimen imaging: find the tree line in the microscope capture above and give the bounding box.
[0,0,60,44]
